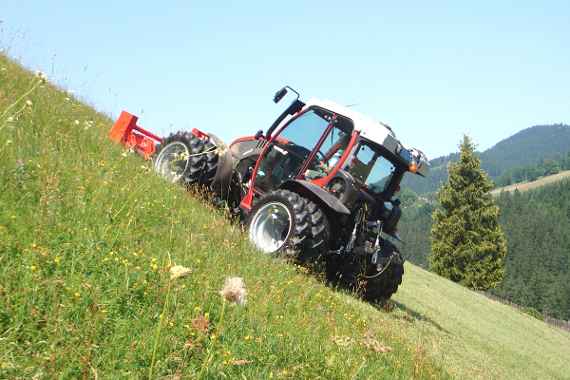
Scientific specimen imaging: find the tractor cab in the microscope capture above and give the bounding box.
[238,87,429,215]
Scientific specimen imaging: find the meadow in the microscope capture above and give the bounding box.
[1,53,569,379]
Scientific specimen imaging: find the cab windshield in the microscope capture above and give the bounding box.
[344,141,397,194]
[256,107,353,191]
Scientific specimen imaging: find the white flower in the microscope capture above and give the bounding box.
[25,100,33,107]
[220,277,247,305]
[35,71,47,83]
[169,265,192,280]
[7,116,14,122]
[74,120,80,125]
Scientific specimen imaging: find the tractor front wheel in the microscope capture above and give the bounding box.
[247,190,328,261]
[326,249,404,303]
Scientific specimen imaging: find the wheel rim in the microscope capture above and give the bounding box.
[249,202,292,253]
[154,142,190,183]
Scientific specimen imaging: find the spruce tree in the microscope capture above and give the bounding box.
[430,135,507,290]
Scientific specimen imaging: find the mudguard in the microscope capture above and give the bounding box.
[206,133,234,194]
[229,137,268,163]
[280,179,350,215]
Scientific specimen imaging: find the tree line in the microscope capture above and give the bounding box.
[494,152,570,187]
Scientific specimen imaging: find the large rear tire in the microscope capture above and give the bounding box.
[247,189,328,261]
[153,132,219,188]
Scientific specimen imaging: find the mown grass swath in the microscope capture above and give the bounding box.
[0,54,446,378]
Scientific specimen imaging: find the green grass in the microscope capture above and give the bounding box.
[1,53,569,379]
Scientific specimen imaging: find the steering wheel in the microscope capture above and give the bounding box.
[315,150,328,167]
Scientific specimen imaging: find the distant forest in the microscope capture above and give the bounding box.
[399,180,570,320]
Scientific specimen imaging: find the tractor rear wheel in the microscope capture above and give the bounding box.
[247,190,328,261]
[153,132,219,188]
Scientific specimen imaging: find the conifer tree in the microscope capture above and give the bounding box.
[430,135,507,290]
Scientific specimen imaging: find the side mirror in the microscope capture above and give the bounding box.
[273,87,288,103]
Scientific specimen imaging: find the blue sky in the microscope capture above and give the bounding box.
[2,1,569,158]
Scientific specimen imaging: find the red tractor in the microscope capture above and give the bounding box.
[110,86,429,301]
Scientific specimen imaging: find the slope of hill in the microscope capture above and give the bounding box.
[403,124,570,194]
[1,54,570,379]
[400,179,570,321]
[491,170,570,195]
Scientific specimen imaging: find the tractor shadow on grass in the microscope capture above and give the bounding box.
[374,300,451,335]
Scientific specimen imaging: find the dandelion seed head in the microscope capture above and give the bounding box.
[220,277,247,305]
[169,265,192,280]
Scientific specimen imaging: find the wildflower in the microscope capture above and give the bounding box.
[361,331,391,353]
[229,359,252,366]
[169,265,192,280]
[6,116,13,122]
[184,339,196,350]
[219,277,247,305]
[74,120,80,125]
[332,335,354,347]
[35,71,47,83]
[25,100,33,107]
[191,314,209,333]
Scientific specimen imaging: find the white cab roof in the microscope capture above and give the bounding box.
[304,98,397,148]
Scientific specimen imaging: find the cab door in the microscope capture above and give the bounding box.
[252,108,334,193]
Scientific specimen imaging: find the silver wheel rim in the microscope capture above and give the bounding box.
[154,142,190,183]
[249,202,292,253]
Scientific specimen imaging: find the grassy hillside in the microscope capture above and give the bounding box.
[1,54,570,379]
[491,170,570,195]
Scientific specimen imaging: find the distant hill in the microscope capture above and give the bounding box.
[491,170,570,195]
[403,124,570,194]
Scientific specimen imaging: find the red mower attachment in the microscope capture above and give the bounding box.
[109,111,163,159]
